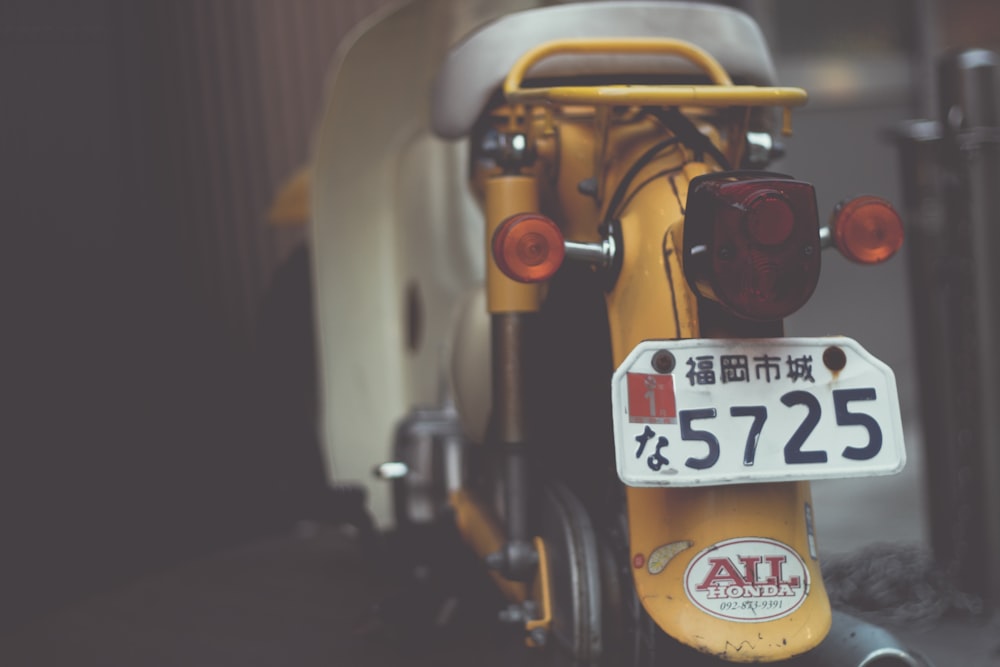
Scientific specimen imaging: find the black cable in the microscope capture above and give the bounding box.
[603,108,733,221]
[617,165,687,215]
[604,136,680,221]
[648,107,732,173]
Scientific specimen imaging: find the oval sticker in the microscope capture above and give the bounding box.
[647,540,693,575]
[683,538,809,623]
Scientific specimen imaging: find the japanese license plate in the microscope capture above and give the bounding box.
[611,337,906,487]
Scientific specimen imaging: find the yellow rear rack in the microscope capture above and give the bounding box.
[503,38,807,134]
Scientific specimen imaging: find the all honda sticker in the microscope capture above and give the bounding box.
[683,538,809,622]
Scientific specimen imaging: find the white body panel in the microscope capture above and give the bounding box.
[310,0,538,527]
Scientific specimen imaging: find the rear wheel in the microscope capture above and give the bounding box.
[595,495,724,667]
[537,482,603,665]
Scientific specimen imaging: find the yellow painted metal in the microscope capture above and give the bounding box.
[545,117,601,236]
[512,84,809,109]
[782,107,795,136]
[485,175,544,313]
[592,106,612,205]
[449,493,553,649]
[466,40,826,658]
[503,38,807,114]
[600,144,831,661]
[602,151,706,364]
[449,489,528,603]
[626,484,831,662]
[725,108,752,169]
[524,536,552,646]
[267,165,311,226]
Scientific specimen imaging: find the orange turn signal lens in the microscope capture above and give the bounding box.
[831,195,904,264]
[492,213,565,283]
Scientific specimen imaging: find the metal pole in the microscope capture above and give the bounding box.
[894,49,1000,605]
[937,49,1000,604]
[890,117,954,577]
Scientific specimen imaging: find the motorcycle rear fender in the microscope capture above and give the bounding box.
[609,167,831,661]
[626,484,831,662]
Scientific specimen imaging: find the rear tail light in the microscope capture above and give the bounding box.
[492,213,565,283]
[829,195,904,264]
[683,172,821,321]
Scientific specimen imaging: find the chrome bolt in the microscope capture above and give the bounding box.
[373,461,409,480]
[529,627,548,647]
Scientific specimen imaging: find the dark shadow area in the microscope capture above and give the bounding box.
[0,0,329,631]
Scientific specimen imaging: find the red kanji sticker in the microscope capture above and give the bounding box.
[627,373,676,424]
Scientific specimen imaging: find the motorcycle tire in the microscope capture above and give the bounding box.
[537,481,604,666]
[597,495,723,667]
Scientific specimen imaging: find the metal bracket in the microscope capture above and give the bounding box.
[524,536,553,647]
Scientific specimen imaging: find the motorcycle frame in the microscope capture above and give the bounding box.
[450,38,831,663]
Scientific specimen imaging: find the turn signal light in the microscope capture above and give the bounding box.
[684,172,822,321]
[830,196,904,264]
[492,213,565,283]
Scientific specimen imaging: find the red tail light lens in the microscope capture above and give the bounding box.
[684,172,821,321]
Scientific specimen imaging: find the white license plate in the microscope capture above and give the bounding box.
[611,337,905,487]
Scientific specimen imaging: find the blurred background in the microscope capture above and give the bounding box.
[1,0,391,630]
[1,0,998,658]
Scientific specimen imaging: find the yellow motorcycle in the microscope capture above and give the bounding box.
[311,2,927,665]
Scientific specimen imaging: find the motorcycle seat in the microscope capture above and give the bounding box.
[431,1,779,139]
